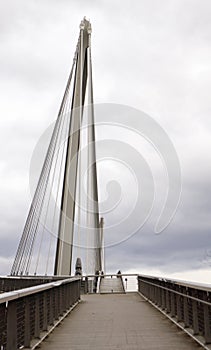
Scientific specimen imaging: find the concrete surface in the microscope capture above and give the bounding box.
[39,293,201,350]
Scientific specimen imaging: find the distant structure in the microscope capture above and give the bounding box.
[75,257,82,276]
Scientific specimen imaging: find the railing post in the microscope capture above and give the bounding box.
[203,303,211,343]
[84,276,88,294]
[192,299,199,335]
[143,281,147,297]
[161,289,165,310]
[157,287,161,307]
[154,285,157,304]
[176,295,182,322]
[67,283,71,308]
[49,289,54,325]
[166,290,171,313]
[64,284,68,310]
[76,280,78,301]
[73,281,76,303]
[35,294,40,338]
[170,292,176,317]
[59,285,64,315]
[7,300,17,350]
[152,285,155,302]
[55,288,59,319]
[183,296,189,327]
[149,284,152,300]
[24,297,31,347]
[156,286,158,305]
[43,292,48,331]
[147,282,150,299]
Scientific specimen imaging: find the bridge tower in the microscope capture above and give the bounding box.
[11,18,103,277]
[54,18,101,275]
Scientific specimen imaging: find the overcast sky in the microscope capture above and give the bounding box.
[0,0,211,282]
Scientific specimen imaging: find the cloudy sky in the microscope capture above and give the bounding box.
[0,0,211,282]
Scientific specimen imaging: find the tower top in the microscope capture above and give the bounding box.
[80,17,92,34]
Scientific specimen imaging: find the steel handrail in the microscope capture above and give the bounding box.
[138,273,211,292]
[0,277,80,304]
[138,277,211,306]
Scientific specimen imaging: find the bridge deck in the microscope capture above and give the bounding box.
[39,293,201,350]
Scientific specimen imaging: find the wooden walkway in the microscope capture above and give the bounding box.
[39,293,201,350]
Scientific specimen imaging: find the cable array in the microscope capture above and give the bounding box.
[11,51,77,275]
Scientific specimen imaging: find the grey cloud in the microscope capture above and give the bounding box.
[0,0,211,281]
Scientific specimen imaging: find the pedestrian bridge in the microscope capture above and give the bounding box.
[1,16,208,350]
[1,274,211,349]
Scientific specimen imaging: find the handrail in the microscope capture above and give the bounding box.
[5,273,211,292]
[83,273,139,277]
[138,275,211,346]
[138,277,211,307]
[138,273,211,292]
[0,277,81,350]
[0,277,80,304]
[2,275,65,280]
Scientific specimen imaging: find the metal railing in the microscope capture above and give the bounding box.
[0,277,80,350]
[138,275,211,345]
[0,276,66,293]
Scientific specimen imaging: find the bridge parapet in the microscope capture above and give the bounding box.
[0,275,67,293]
[138,274,211,347]
[0,277,80,350]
